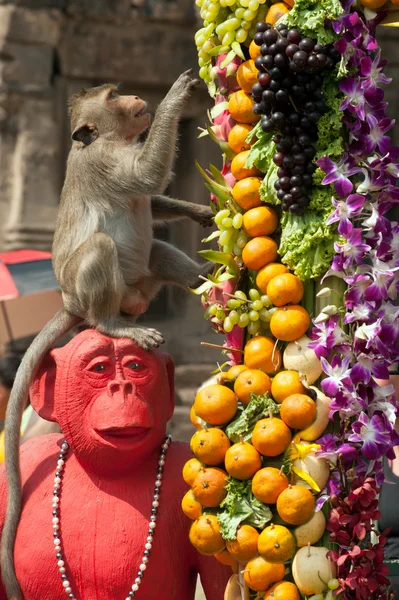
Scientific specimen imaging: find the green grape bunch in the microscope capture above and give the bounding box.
[194,0,269,89]
[220,288,276,336]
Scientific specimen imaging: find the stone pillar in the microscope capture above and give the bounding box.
[0,5,63,250]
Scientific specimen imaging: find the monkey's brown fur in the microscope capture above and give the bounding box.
[1,71,213,599]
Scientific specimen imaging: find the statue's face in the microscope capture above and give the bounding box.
[30,330,174,474]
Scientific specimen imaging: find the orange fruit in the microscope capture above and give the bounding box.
[258,524,296,563]
[181,489,203,520]
[226,525,259,562]
[244,336,282,375]
[234,369,272,406]
[243,556,285,591]
[224,364,249,382]
[192,467,228,507]
[232,177,263,210]
[194,384,238,425]
[242,237,278,271]
[249,39,261,60]
[237,60,258,94]
[280,393,316,430]
[231,151,261,181]
[271,371,306,404]
[266,3,291,25]
[190,427,230,465]
[214,549,238,568]
[228,90,260,124]
[252,417,292,457]
[183,457,204,486]
[256,263,289,294]
[228,123,254,154]
[264,581,300,600]
[190,404,203,429]
[189,515,225,555]
[270,305,311,342]
[225,440,262,480]
[242,206,279,238]
[276,485,316,525]
[252,467,289,504]
[360,0,386,7]
[267,273,304,307]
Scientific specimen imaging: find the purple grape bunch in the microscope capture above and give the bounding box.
[252,23,340,215]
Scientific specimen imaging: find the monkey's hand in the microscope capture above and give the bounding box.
[164,70,200,108]
[192,205,214,228]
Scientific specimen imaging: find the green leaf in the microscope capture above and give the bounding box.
[246,120,262,144]
[281,0,343,44]
[188,280,215,295]
[197,128,209,139]
[209,163,231,187]
[198,250,239,276]
[207,45,230,56]
[218,478,273,540]
[279,211,338,280]
[221,50,236,69]
[210,102,229,119]
[225,393,280,443]
[231,41,245,60]
[202,230,220,243]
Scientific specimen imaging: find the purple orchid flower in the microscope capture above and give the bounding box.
[317,154,362,198]
[361,115,394,155]
[340,77,367,120]
[335,227,371,267]
[353,318,382,349]
[344,302,374,325]
[360,52,391,89]
[344,274,371,309]
[349,412,394,460]
[326,194,366,232]
[310,316,348,359]
[364,259,397,301]
[350,353,390,384]
[321,355,353,396]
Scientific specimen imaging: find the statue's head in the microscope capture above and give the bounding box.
[30,329,174,475]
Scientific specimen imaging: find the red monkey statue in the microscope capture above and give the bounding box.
[0,330,230,599]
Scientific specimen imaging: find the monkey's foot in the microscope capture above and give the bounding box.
[190,263,214,290]
[97,319,164,349]
[194,206,214,228]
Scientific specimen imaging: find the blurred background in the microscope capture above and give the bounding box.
[0,0,398,444]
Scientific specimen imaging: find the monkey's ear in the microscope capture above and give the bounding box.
[71,123,99,146]
[29,351,59,423]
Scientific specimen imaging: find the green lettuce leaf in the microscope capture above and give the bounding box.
[225,394,280,443]
[218,478,273,540]
[245,131,275,173]
[279,212,338,280]
[308,184,335,214]
[280,0,343,44]
[315,72,344,162]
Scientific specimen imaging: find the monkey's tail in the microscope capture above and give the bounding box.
[1,309,81,600]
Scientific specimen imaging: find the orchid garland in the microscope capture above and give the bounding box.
[312,4,399,597]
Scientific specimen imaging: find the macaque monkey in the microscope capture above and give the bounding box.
[1,70,214,599]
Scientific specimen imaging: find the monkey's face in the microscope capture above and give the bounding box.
[70,85,151,146]
[105,87,150,141]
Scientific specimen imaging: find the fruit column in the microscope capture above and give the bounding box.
[184,0,399,599]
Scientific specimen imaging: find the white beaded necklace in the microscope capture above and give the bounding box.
[51,435,172,599]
